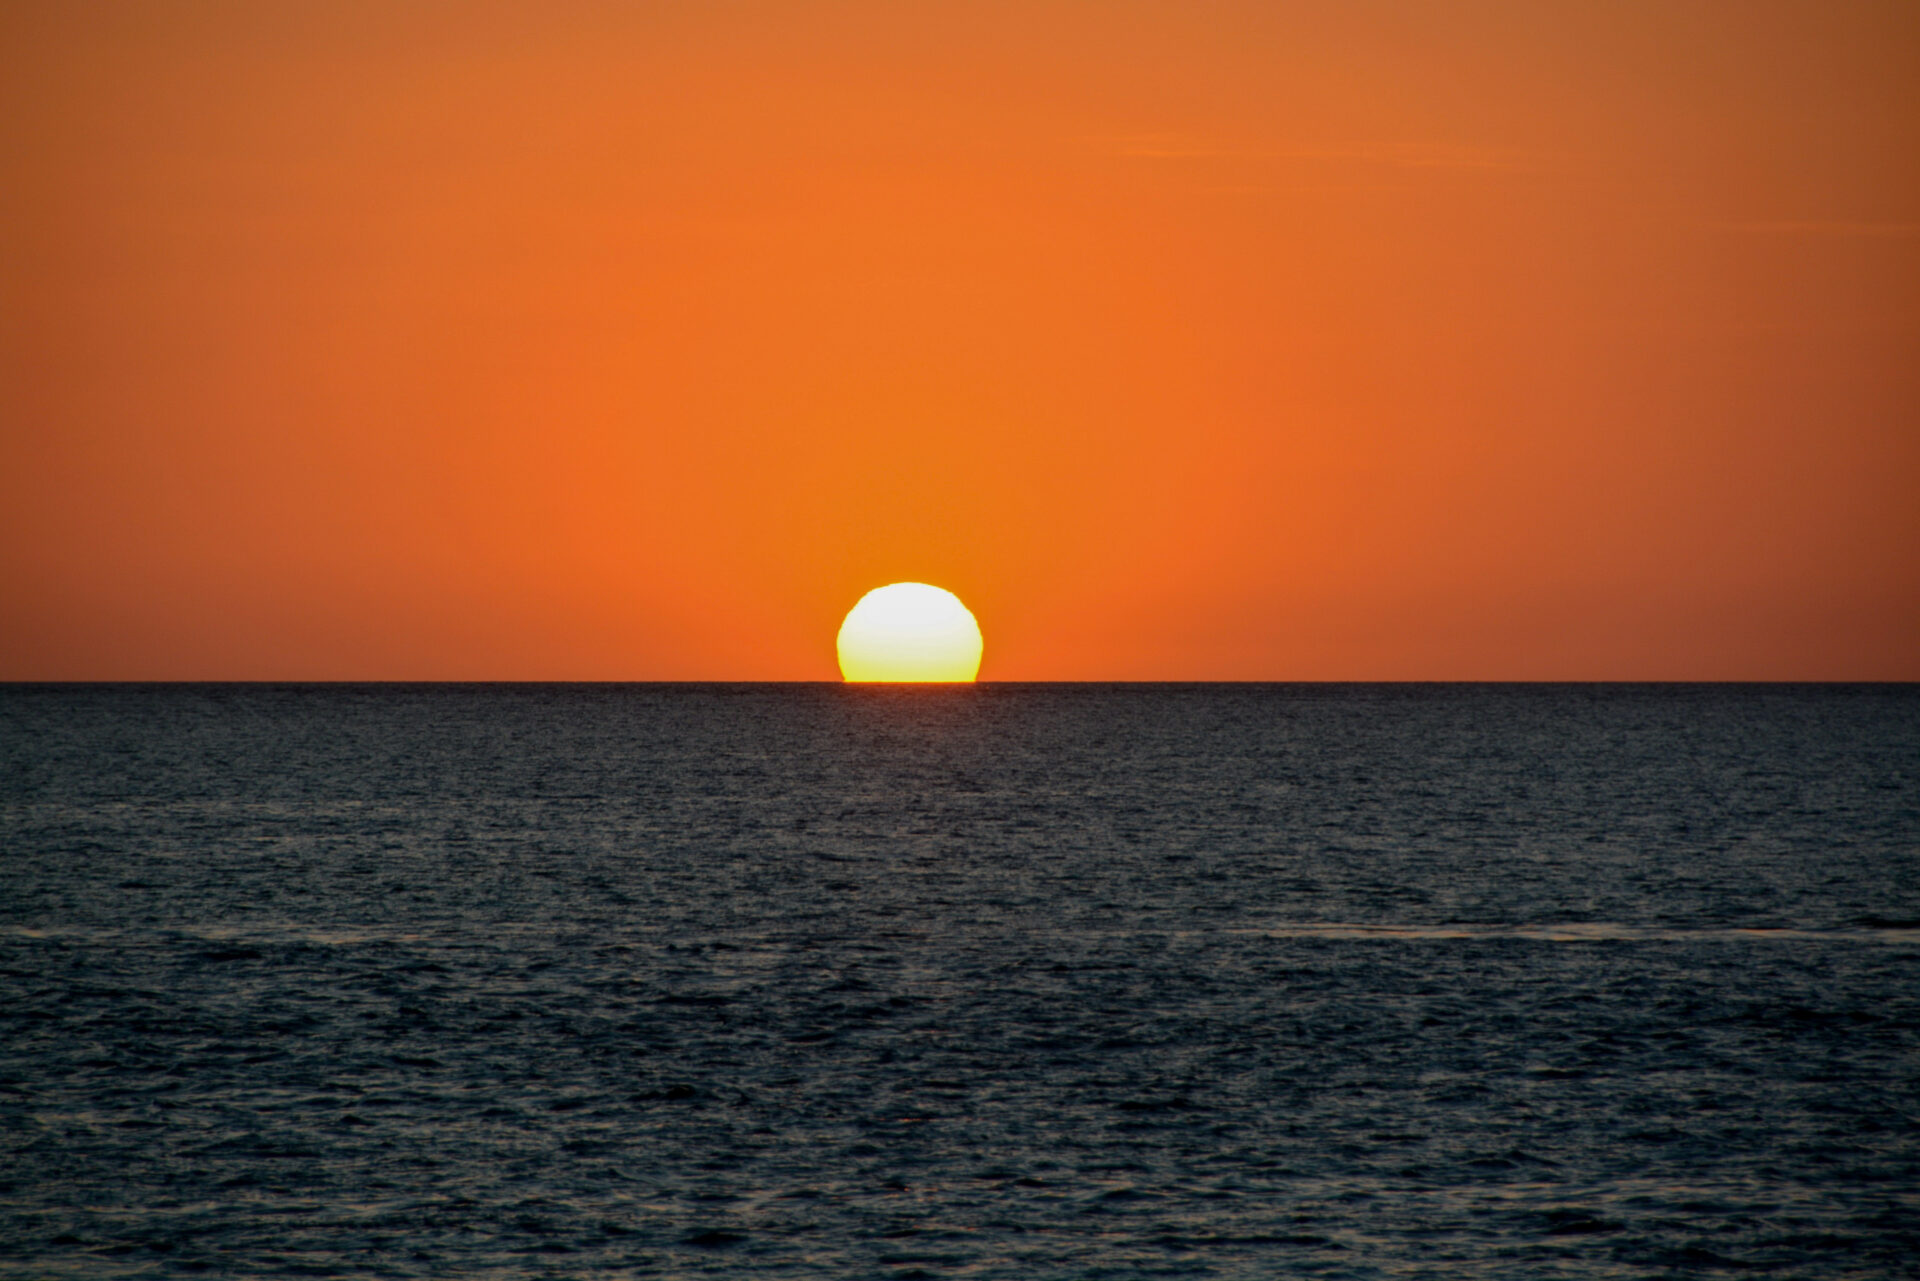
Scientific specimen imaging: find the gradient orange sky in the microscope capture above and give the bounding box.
[3,1,1916,679]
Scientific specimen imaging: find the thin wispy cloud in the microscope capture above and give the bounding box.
[1715,220,1920,238]
[1095,132,1527,171]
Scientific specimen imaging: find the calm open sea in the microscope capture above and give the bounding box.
[2,683,1917,1278]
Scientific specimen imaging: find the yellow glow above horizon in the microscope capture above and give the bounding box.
[837,583,983,683]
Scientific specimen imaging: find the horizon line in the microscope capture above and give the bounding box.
[4,679,1915,688]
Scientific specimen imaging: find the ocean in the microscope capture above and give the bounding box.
[2,683,1916,1278]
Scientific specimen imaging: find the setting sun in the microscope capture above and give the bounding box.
[837,583,983,683]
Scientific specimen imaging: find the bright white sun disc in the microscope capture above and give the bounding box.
[837,583,983,683]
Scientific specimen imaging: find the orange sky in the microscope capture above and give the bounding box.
[3,0,1916,679]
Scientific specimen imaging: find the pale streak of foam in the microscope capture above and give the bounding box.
[1229,922,1920,943]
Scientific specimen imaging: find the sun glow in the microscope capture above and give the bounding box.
[837,583,983,683]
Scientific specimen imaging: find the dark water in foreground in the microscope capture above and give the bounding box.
[2,684,1917,1279]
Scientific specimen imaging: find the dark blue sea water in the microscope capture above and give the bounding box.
[2,684,1917,1279]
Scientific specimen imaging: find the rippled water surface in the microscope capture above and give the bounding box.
[3,684,1917,1278]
